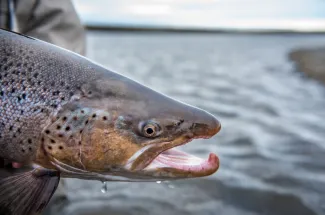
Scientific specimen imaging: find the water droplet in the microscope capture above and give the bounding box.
[156,181,162,184]
[101,181,107,193]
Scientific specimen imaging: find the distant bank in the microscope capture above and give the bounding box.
[85,24,325,35]
[290,48,325,85]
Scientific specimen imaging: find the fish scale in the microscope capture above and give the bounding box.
[0,31,100,162]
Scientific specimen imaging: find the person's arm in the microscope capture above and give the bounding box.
[12,0,86,56]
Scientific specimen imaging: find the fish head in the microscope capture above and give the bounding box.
[43,73,221,181]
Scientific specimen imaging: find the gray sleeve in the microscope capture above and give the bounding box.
[0,0,10,29]
[14,0,86,56]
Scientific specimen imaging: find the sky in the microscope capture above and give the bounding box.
[72,0,325,31]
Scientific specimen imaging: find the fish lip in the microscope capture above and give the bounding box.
[124,134,219,175]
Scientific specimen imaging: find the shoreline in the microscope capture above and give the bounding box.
[289,47,325,85]
[85,25,325,35]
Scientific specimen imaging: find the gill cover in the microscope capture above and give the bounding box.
[41,103,141,172]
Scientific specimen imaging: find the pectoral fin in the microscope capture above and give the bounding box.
[0,168,60,215]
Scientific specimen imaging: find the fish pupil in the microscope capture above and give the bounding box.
[146,128,154,135]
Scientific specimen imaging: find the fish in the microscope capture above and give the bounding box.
[0,28,221,215]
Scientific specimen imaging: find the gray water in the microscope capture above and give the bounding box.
[47,32,325,215]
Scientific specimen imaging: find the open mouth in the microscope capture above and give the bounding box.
[126,135,220,178]
[144,146,219,177]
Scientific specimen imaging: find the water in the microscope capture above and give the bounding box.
[101,182,107,193]
[46,32,325,215]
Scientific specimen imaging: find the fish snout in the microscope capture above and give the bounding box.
[189,109,221,138]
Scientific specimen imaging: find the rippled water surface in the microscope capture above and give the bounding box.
[46,32,325,215]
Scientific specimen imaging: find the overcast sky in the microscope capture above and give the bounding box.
[72,0,325,31]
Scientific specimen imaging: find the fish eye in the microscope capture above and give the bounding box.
[141,122,160,138]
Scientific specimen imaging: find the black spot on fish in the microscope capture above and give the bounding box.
[65,126,70,131]
[45,130,50,134]
[59,146,63,150]
[28,139,32,144]
[92,113,96,118]
[50,139,55,144]
[56,125,61,130]
[103,116,108,121]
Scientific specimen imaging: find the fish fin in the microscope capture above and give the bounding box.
[0,168,60,215]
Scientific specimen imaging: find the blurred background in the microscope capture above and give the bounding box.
[3,0,325,214]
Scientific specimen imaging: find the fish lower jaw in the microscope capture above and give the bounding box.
[143,147,219,177]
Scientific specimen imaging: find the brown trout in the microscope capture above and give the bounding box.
[0,29,221,215]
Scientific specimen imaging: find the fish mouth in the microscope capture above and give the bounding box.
[125,135,220,179]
